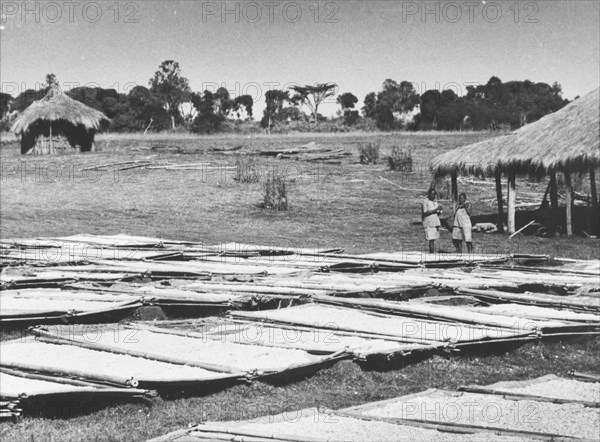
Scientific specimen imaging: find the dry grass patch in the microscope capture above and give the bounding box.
[387,145,413,172]
[234,155,261,183]
[358,139,380,164]
[263,172,288,211]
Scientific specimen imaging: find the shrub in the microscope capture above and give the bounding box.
[387,145,413,172]
[263,172,288,211]
[343,110,360,126]
[358,139,380,164]
[235,155,261,183]
[220,120,263,135]
[353,117,379,132]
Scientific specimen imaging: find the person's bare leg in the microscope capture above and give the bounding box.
[453,239,462,253]
[429,240,435,254]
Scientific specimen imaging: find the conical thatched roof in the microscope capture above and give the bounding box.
[431,88,600,177]
[12,86,109,135]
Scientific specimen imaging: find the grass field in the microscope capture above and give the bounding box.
[1,131,597,257]
[1,131,599,441]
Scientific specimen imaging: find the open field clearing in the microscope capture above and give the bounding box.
[1,132,599,441]
[1,132,597,258]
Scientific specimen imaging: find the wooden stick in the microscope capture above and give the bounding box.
[565,169,573,236]
[81,161,140,171]
[495,169,505,233]
[507,169,516,234]
[227,315,439,345]
[49,124,53,154]
[549,171,559,209]
[379,176,421,192]
[590,167,598,209]
[32,330,243,375]
[458,288,599,312]
[458,386,599,407]
[189,425,325,442]
[143,117,153,135]
[312,295,531,331]
[569,371,600,382]
[509,220,536,238]
[450,170,458,208]
[0,367,107,388]
[0,360,138,388]
[115,163,152,171]
[541,179,551,204]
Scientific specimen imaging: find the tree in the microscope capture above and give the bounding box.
[190,91,224,134]
[415,89,466,131]
[0,93,13,119]
[45,73,57,88]
[67,86,127,118]
[261,89,290,130]
[337,92,358,110]
[233,95,254,119]
[214,87,234,117]
[462,76,568,130]
[417,89,442,129]
[110,86,170,132]
[11,74,52,112]
[362,92,377,118]
[290,82,337,122]
[149,60,191,129]
[364,80,420,130]
[0,92,14,131]
[337,92,360,126]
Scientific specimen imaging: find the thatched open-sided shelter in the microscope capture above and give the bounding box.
[431,88,599,236]
[12,86,109,155]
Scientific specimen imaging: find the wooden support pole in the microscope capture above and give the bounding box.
[549,171,559,210]
[564,169,573,236]
[49,124,53,154]
[450,170,458,208]
[495,169,505,233]
[590,167,598,210]
[507,169,516,234]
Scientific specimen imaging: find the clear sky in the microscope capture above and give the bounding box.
[1,0,599,117]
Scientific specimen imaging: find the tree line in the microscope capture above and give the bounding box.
[0,61,569,134]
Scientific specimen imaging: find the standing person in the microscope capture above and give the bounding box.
[452,193,473,253]
[422,188,443,253]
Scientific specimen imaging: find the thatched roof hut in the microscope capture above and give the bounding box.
[430,88,599,236]
[12,85,109,154]
[431,88,600,177]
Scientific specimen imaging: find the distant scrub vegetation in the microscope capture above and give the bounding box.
[0,62,570,135]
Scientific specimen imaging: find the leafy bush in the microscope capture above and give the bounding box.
[353,117,379,132]
[343,110,360,126]
[235,155,261,183]
[358,139,380,164]
[220,120,263,135]
[387,145,413,172]
[263,172,288,211]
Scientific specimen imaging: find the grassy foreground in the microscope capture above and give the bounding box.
[1,131,599,441]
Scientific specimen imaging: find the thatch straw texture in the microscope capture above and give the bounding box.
[11,86,109,136]
[11,86,109,153]
[431,88,600,176]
